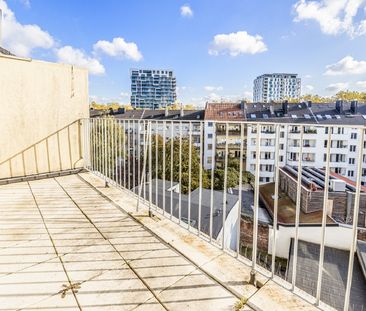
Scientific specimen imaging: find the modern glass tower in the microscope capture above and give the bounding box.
[253,73,301,103]
[130,69,177,109]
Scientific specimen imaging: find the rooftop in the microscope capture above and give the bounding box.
[204,101,366,125]
[133,179,238,239]
[287,239,366,311]
[259,182,336,226]
[0,172,320,311]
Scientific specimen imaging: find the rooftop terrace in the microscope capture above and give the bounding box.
[0,171,322,311]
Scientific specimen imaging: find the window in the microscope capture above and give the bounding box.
[349,158,355,164]
[324,140,328,148]
[280,144,284,150]
[207,157,212,164]
[351,133,357,139]
[348,170,354,177]
[350,145,356,152]
[324,154,327,161]
[208,122,213,127]
[208,144,213,150]
[208,134,213,138]
[280,155,284,162]
[280,131,285,138]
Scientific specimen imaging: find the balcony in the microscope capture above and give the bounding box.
[1,116,366,311]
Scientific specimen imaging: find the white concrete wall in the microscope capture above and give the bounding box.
[217,201,240,251]
[0,54,89,179]
[268,224,353,259]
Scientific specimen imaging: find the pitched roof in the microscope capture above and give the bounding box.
[204,103,246,121]
[114,109,204,121]
[287,239,366,311]
[204,101,366,125]
[133,179,238,239]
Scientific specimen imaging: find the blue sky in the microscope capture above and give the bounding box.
[1,0,366,106]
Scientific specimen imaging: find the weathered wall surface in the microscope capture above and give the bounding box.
[279,169,366,226]
[0,55,88,179]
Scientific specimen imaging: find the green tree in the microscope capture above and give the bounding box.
[149,135,209,194]
[213,167,240,190]
[334,91,366,102]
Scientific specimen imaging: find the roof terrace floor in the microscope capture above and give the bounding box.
[0,172,320,311]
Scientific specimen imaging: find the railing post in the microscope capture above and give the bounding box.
[188,122,192,230]
[170,121,174,220]
[178,121,182,224]
[291,125,304,290]
[198,121,203,236]
[343,127,365,311]
[316,125,331,304]
[155,121,159,209]
[252,123,261,278]
[236,123,244,257]
[210,122,216,242]
[222,122,229,250]
[163,120,166,215]
[271,124,280,276]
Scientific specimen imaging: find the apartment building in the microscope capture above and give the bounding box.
[203,103,247,169]
[204,101,366,186]
[253,73,301,103]
[130,69,177,109]
[246,101,366,184]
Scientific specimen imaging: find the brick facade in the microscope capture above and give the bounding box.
[240,216,269,252]
[279,169,366,226]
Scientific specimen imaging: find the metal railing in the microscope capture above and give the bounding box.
[82,118,366,311]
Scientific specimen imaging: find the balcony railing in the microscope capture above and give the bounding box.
[82,118,366,311]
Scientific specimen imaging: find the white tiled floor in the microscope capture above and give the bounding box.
[0,174,239,311]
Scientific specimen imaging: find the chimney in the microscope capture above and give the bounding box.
[282,100,288,115]
[350,100,358,114]
[117,107,125,114]
[165,105,169,117]
[269,105,274,115]
[180,104,184,117]
[239,100,246,110]
[307,100,312,108]
[335,100,343,113]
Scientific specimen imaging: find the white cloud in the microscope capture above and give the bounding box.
[0,0,54,57]
[204,93,221,102]
[209,31,267,56]
[326,82,349,92]
[244,91,253,99]
[180,5,193,17]
[293,0,366,37]
[93,37,142,61]
[19,0,30,8]
[356,80,366,88]
[324,56,366,75]
[56,46,105,75]
[204,86,223,91]
[120,92,130,97]
[304,84,314,91]
[304,74,312,78]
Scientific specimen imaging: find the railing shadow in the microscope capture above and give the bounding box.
[0,120,83,179]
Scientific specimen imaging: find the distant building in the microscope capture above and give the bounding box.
[130,69,177,109]
[253,73,301,103]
